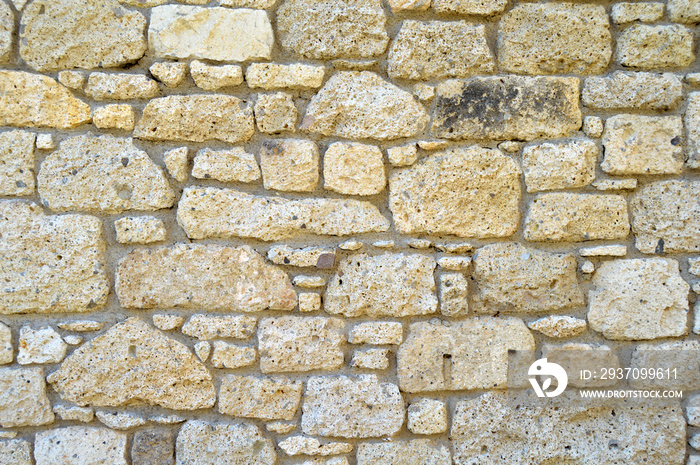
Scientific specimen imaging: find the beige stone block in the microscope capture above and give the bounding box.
[35,427,127,465]
[260,139,319,192]
[210,342,256,369]
[85,73,159,100]
[351,348,390,369]
[176,420,275,465]
[0,130,35,196]
[0,367,54,427]
[617,24,694,69]
[114,216,166,244]
[349,322,403,345]
[17,325,66,365]
[181,314,256,340]
[278,436,352,456]
[163,146,188,183]
[582,71,682,110]
[219,375,302,421]
[254,92,298,133]
[522,139,598,192]
[323,142,386,196]
[358,440,451,464]
[192,147,260,183]
[93,105,135,131]
[407,399,448,435]
[245,63,325,90]
[190,60,243,91]
[149,62,187,88]
[611,2,664,24]
[433,0,505,15]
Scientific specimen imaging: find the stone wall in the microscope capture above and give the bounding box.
[0,0,698,463]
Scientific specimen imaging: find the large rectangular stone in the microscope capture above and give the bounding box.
[582,71,682,110]
[218,375,302,420]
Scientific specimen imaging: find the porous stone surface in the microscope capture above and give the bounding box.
[277,0,388,60]
[629,341,700,390]
[132,428,175,465]
[114,216,166,244]
[0,322,11,364]
[351,348,390,369]
[278,436,352,456]
[53,404,94,422]
[149,62,187,88]
[0,130,35,196]
[260,139,319,192]
[163,147,188,183]
[34,427,127,465]
[349,322,403,345]
[0,439,32,465]
[357,440,451,465]
[85,73,159,100]
[254,93,299,134]
[389,146,521,238]
[617,24,694,69]
[190,61,243,91]
[686,92,700,168]
[219,375,303,420]
[301,375,404,438]
[177,420,276,465]
[588,258,689,340]
[0,367,54,427]
[298,292,322,312]
[524,193,630,242]
[438,272,469,317]
[323,142,386,196]
[17,325,67,364]
[210,341,256,369]
[48,317,216,409]
[177,187,390,240]
[397,318,535,392]
[631,181,700,253]
[246,63,325,90]
[387,144,417,167]
[302,71,429,140]
[432,0,506,15]
[0,200,109,314]
[93,104,135,131]
[612,2,664,24]
[0,1,11,64]
[192,147,260,183]
[528,316,587,338]
[258,316,345,372]
[268,246,335,268]
[498,3,612,75]
[116,244,296,311]
[431,76,581,141]
[407,399,448,435]
[388,21,494,80]
[668,0,700,23]
[95,411,146,430]
[602,115,684,175]
[149,6,273,61]
[20,0,147,72]
[181,314,256,340]
[472,243,584,313]
[582,72,683,110]
[522,139,598,192]
[38,134,175,214]
[325,253,437,318]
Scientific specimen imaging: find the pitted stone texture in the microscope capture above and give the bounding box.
[258,316,345,373]
[279,436,352,456]
[432,77,581,141]
[246,63,325,90]
[95,411,146,430]
[301,375,404,438]
[219,375,302,421]
[303,71,428,140]
[498,3,611,75]
[0,1,11,63]
[397,318,534,393]
[453,392,685,465]
[268,246,335,268]
[630,341,700,391]
[115,216,166,244]
[182,315,256,340]
[164,147,188,183]
[631,181,700,253]
[357,440,451,465]
[149,62,187,88]
[132,428,174,465]
[0,71,91,129]
[388,0,429,11]
[686,93,700,168]
[117,244,295,311]
[528,316,587,338]
[522,139,598,192]
[176,420,276,465]
[0,367,54,427]
[323,142,386,196]
[349,322,403,345]
[612,2,664,23]
[602,115,684,175]
[433,0,505,15]
[351,348,389,369]
[325,253,437,318]
[53,404,94,422]
[277,0,388,59]
[0,200,108,314]
[85,73,159,101]
[524,193,630,242]
[617,25,694,69]
[38,135,175,214]
[407,400,448,435]
[389,146,521,238]
[17,325,67,364]
[254,93,298,134]
[135,95,254,143]
[582,71,683,110]
[388,21,494,80]
[93,104,135,131]
[149,6,273,61]
[190,61,243,91]
[439,272,469,317]
[542,343,620,388]
[220,0,275,7]
[260,139,319,192]
[472,243,584,314]
[192,148,260,183]
[177,187,390,241]
[50,318,215,409]
[35,427,127,465]
[387,144,417,167]
[0,439,31,465]
[588,259,689,340]
[0,130,35,196]
[0,322,10,364]
[669,0,700,23]
[211,342,256,369]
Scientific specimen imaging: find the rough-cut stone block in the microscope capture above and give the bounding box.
[0,130,35,196]
[0,200,108,314]
[181,314,256,340]
[149,62,187,88]
[117,244,296,311]
[95,411,146,430]
[388,21,494,80]
[258,316,345,372]
[582,71,682,110]
[0,439,31,465]
[302,71,428,140]
[38,135,174,214]
[602,115,684,175]
[35,427,127,465]
[277,0,388,59]
[149,6,273,61]
[190,61,243,91]
[686,93,700,168]
[528,316,587,338]
[617,25,694,69]
[0,367,54,427]
[357,440,451,465]
[219,375,302,420]
[254,93,298,134]
[668,0,700,23]
[53,404,94,422]
[0,71,91,129]
[135,95,254,143]
[473,243,584,313]
[407,400,448,435]
[388,0,429,11]
[433,0,505,15]
[351,348,389,369]
[325,253,436,317]
[301,375,404,438]
[524,193,630,242]
[260,139,319,192]
[452,392,685,465]
[298,292,321,312]
[432,76,581,141]
[631,181,700,253]
[49,318,215,410]
[278,436,352,456]
[542,342,620,388]
[438,272,469,317]
[132,428,174,465]
[612,2,664,23]
[20,0,146,72]
[387,144,417,167]
[389,146,521,237]
[176,420,276,465]
[17,325,66,364]
[397,318,534,393]
[85,73,159,100]
[522,139,597,192]
[0,322,11,364]
[498,3,611,75]
[0,1,11,64]
[210,342,256,369]
[588,259,689,340]
[323,142,386,196]
[192,147,260,183]
[93,104,135,131]
[349,322,403,345]
[177,187,389,240]
[268,246,335,268]
[163,147,188,182]
[629,341,700,390]
[114,216,166,244]
[246,63,325,90]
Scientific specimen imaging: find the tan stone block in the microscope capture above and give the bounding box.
[438,272,469,317]
[192,147,260,183]
[17,325,66,365]
[351,348,390,369]
[386,144,417,167]
[611,2,664,24]
[268,246,336,268]
[323,142,386,196]
[93,104,135,131]
[149,62,187,88]
[181,314,256,340]
[260,139,319,192]
[86,73,159,100]
[278,436,352,456]
[254,92,298,133]
[388,0,430,11]
[163,146,188,183]
[210,342,256,369]
[0,130,35,196]
[0,367,54,427]
[668,0,700,23]
[245,63,325,90]
[177,421,275,465]
[35,427,127,465]
[523,139,598,192]
[0,1,12,63]
[190,60,243,91]
[432,0,505,15]
[219,375,302,420]
[617,24,694,69]
[357,440,451,464]
[349,322,403,345]
[407,399,448,435]
[582,71,682,110]
[114,216,166,244]
[686,92,700,168]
